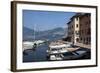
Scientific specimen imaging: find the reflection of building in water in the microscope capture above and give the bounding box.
[66,13,91,45]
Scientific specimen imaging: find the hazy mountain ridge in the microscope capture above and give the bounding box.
[23,27,34,35]
[23,26,66,41]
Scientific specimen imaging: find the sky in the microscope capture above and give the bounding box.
[23,10,76,31]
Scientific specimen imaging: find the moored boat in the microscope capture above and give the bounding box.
[23,40,45,52]
[46,41,72,60]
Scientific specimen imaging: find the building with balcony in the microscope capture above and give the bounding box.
[66,13,91,45]
[67,13,80,44]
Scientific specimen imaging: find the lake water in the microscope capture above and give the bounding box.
[23,43,49,62]
[23,35,63,62]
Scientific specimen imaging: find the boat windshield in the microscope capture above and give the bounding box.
[49,44,67,49]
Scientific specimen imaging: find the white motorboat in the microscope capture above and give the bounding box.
[23,40,45,52]
[50,54,63,60]
[47,43,71,54]
[33,40,45,45]
[46,42,72,60]
[23,41,34,51]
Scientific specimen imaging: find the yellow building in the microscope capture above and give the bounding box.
[67,13,80,44]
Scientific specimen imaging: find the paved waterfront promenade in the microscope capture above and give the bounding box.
[66,41,91,49]
[74,43,91,49]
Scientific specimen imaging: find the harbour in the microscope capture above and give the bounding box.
[23,40,91,62]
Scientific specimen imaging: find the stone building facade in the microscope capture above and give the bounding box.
[79,13,91,44]
[67,13,91,45]
[67,13,80,44]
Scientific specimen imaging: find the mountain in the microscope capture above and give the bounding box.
[38,27,66,41]
[45,27,65,35]
[23,27,66,41]
[23,26,34,35]
[23,27,36,40]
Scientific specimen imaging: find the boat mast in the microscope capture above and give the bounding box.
[33,24,35,41]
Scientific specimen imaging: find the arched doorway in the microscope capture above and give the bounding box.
[76,38,79,42]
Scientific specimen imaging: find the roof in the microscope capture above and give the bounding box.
[67,21,71,25]
[79,13,91,18]
[70,13,85,20]
[67,13,90,25]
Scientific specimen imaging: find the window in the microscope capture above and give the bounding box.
[80,38,82,41]
[76,17,78,21]
[75,31,79,35]
[76,24,78,28]
[80,24,82,27]
[76,38,79,42]
[89,37,91,42]
[81,30,83,35]
[82,30,84,35]
[87,28,91,35]
[84,38,85,44]
[72,25,73,28]
[85,21,88,26]
[89,20,91,24]
[87,37,88,44]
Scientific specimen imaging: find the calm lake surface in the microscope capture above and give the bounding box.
[23,43,49,62]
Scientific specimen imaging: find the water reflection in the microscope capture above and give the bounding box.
[23,43,49,62]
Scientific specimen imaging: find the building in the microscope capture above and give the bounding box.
[66,13,91,45]
[79,13,91,44]
[67,13,80,44]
